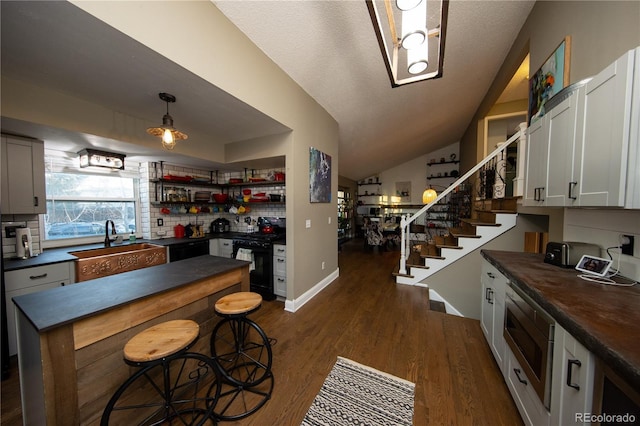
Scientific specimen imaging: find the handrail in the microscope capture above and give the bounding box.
[398,127,525,275]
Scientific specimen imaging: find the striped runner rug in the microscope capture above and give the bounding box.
[301,356,415,425]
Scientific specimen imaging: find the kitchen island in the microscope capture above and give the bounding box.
[12,255,250,425]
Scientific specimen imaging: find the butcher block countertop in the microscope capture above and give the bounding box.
[481,250,640,390]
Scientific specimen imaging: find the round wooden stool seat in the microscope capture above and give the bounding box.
[215,291,262,316]
[123,319,199,363]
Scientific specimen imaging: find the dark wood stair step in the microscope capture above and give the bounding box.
[429,300,447,313]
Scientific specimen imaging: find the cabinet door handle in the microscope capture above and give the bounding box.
[487,272,495,279]
[487,288,494,304]
[566,359,582,390]
[34,196,39,206]
[568,182,578,200]
[29,273,48,280]
[514,368,528,385]
[538,187,545,201]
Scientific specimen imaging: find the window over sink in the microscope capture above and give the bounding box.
[41,151,140,246]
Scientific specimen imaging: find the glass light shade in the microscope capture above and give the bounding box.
[422,188,437,204]
[407,42,429,74]
[400,0,427,49]
[396,0,422,11]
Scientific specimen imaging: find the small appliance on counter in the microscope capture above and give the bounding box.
[544,241,600,267]
[211,218,230,234]
[15,228,34,259]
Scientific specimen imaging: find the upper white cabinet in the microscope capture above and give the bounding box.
[1,135,46,214]
[574,47,639,207]
[523,118,548,206]
[524,47,639,208]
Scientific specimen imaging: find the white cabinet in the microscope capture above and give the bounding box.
[546,90,582,206]
[550,324,595,425]
[574,47,639,208]
[480,259,507,373]
[523,118,548,206]
[505,345,551,426]
[209,238,233,258]
[273,244,286,297]
[4,262,73,355]
[1,135,46,214]
[524,47,640,208]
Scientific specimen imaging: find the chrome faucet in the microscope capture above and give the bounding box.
[105,220,116,247]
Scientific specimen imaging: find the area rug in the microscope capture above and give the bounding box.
[301,356,415,426]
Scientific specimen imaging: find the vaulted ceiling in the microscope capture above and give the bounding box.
[1,1,533,180]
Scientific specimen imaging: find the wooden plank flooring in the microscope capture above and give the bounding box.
[1,239,522,425]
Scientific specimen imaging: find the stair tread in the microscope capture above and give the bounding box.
[461,218,501,227]
[429,300,447,313]
[392,264,414,278]
[421,254,446,260]
[450,232,481,238]
[436,244,463,250]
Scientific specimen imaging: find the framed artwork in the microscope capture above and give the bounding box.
[528,36,571,125]
[309,147,332,203]
[396,181,411,200]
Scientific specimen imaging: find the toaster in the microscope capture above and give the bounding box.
[544,241,601,267]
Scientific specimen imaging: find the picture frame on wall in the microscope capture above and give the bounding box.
[309,147,332,203]
[528,36,571,125]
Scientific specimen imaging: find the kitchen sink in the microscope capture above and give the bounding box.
[71,243,167,282]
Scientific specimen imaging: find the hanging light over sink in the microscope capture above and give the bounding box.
[78,149,126,170]
[146,92,188,150]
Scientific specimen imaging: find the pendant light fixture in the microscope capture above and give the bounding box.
[422,186,438,204]
[146,92,188,150]
[366,0,448,87]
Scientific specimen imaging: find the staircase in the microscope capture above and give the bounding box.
[394,126,526,287]
[394,198,518,285]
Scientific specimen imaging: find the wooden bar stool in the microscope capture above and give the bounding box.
[210,292,274,420]
[101,319,220,425]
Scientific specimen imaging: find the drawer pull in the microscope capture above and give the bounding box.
[514,368,528,385]
[277,278,285,282]
[29,273,48,280]
[487,272,495,279]
[567,359,582,390]
[277,258,285,262]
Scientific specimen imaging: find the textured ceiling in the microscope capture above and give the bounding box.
[1,1,533,179]
[215,0,534,179]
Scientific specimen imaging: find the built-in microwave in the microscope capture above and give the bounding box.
[503,282,555,410]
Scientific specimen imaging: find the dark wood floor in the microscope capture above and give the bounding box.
[1,239,522,425]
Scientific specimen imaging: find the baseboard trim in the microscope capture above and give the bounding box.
[284,268,339,312]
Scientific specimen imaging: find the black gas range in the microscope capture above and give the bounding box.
[231,218,285,301]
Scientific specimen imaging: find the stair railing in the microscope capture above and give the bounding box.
[398,127,526,275]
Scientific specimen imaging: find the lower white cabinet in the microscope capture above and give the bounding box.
[209,238,233,258]
[273,244,286,297]
[480,259,507,373]
[4,262,73,355]
[550,324,595,425]
[505,345,551,426]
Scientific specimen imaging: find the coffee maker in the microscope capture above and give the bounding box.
[15,228,33,259]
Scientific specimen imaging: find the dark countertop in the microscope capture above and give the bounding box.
[3,232,285,272]
[481,249,640,390]
[12,255,249,332]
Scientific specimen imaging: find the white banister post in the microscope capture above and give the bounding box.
[399,214,408,275]
[513,122,527,197]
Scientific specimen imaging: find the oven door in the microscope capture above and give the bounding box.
[232,240,275,301]
[504,284,554,409]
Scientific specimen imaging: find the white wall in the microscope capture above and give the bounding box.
[374,142,460,205]
[563,209,640,281]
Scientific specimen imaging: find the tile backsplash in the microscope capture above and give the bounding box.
[1,215,41,258]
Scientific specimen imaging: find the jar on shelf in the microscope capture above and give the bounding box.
[164,186,188,202]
